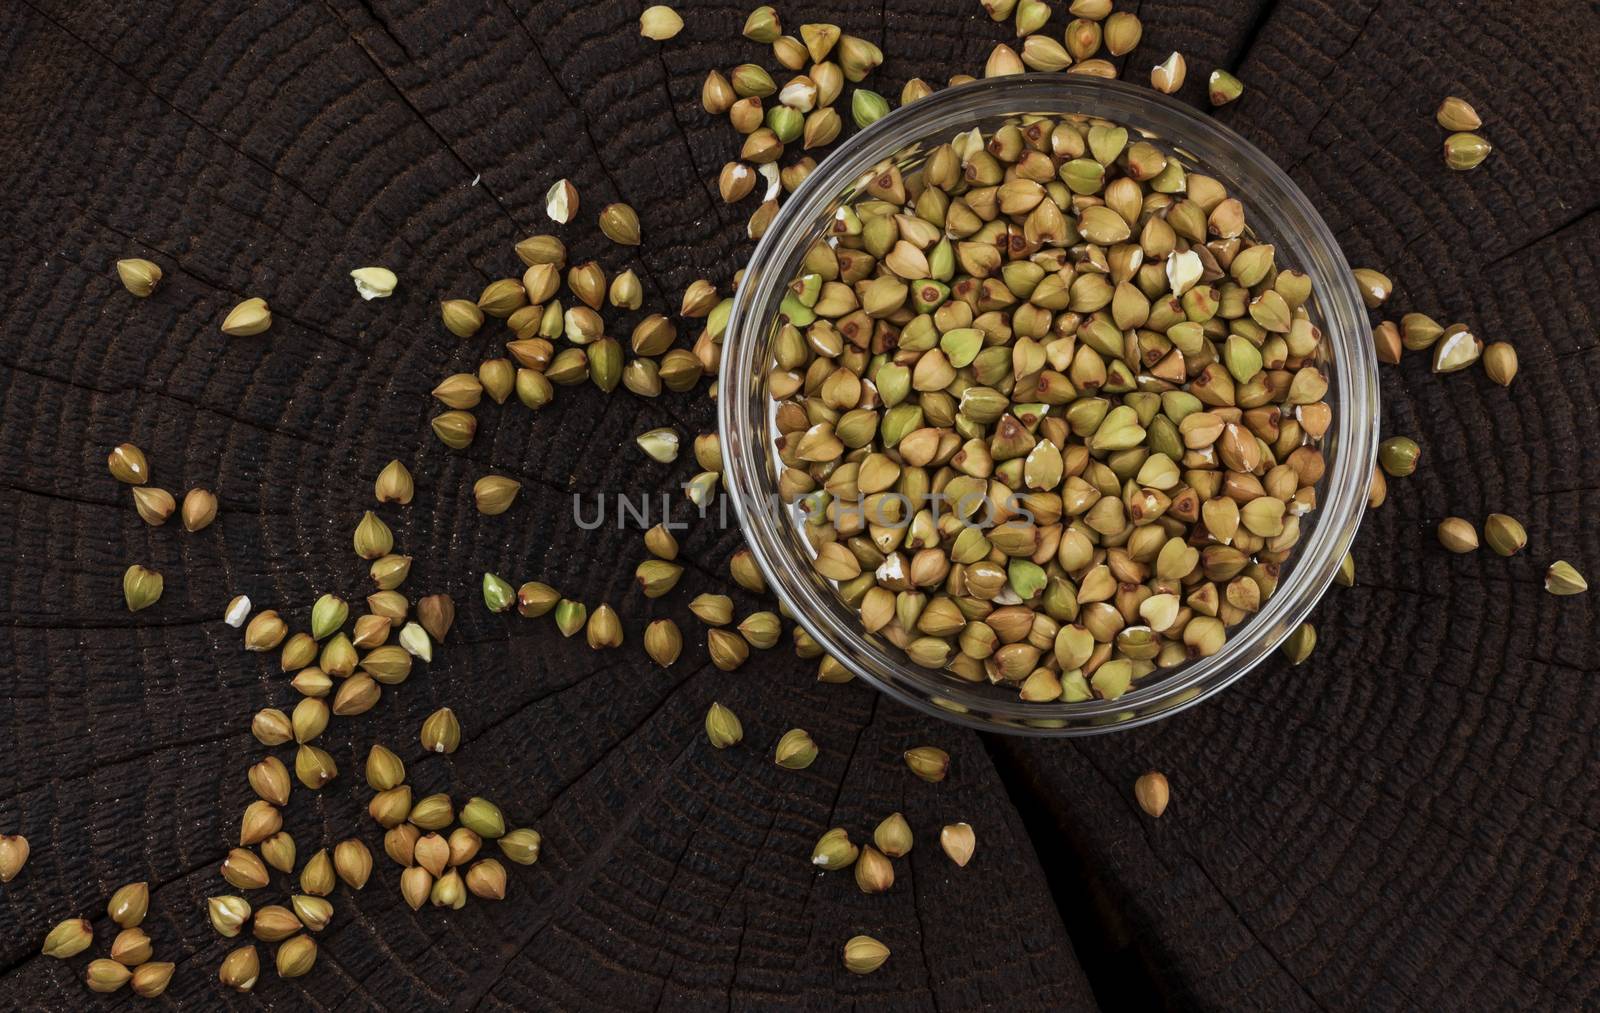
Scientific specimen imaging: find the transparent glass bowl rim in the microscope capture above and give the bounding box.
[720,75,1379,737]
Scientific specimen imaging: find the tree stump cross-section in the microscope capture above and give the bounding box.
[0,0,1597,1009]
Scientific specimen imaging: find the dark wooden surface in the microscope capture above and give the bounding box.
[1,0,1597,1009]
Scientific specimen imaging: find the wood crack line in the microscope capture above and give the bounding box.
[907,839,945,1013]
[723,802,783,1008]
[0,725,249,808]
[0,847,220,979]
[459,684,704,1010]
[316,0,527,235]
[492,0,676,308]
[1,351,341,453]
[1283,0,1383,175]
[644,783,720,1011]
[30,199,371,356]
[798,693,879,929]
[1177,842,1331,1013]
[1488,203,1600,267]
[1224,0,1282,73]
[648,47,731,232]
[16,0,361,235]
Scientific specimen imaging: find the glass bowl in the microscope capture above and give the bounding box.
[719,75,1378,736]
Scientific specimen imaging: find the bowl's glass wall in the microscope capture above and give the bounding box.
[721,76,1378,735]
